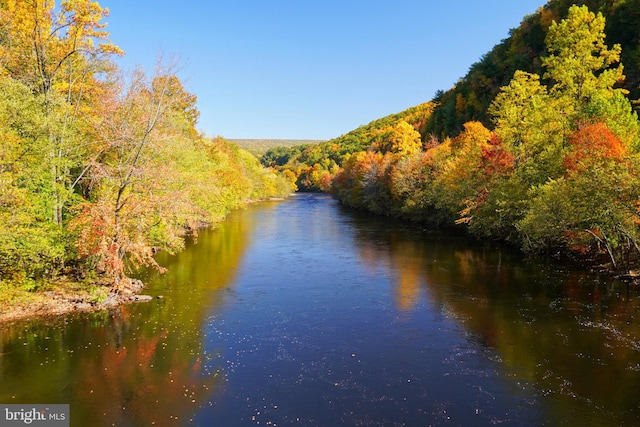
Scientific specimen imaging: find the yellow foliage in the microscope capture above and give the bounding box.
[451,121,492,149]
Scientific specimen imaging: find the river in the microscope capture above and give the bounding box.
[1,193,640,426]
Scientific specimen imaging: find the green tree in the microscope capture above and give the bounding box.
[543,5,624,106]
[542,4,638,149]
[0,75,65,280]
[489,70,569,184]
[0,0,123,227]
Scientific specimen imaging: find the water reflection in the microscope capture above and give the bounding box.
[0,207,255,426]
[347,210,640,425]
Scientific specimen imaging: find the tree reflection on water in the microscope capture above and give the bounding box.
[0,210,253,426]
[349,211,640,425]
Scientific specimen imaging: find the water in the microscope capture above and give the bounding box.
[2,193,640,426]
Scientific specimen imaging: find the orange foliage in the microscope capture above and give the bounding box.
[564,123,626,173]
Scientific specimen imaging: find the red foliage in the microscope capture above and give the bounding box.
[564,123,626,172]
[480,134,515,178]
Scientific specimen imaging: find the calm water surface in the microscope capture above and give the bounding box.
[2,193,640,426]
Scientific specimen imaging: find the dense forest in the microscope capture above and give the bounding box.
[426,0,640,139]
[262,103,434,192]
[266,1,640,273]
[0,0,292,301]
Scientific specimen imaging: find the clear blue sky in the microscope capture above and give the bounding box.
[103,1,545,140]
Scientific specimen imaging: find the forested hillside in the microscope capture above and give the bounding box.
[261,103,434,191]
[426,0,640,138]
[230,139,324,156]
[0,1,292,297]
[276,1,640,274]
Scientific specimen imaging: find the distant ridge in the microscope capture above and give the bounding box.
[230,139,324,156]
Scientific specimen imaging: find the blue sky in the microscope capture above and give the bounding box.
[103,1,545,140]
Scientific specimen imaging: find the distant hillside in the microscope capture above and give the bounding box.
[262,102,434,191]
[229,139,324,156]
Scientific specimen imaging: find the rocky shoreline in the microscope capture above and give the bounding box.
[0,278,158,323]
[0,198,294,324]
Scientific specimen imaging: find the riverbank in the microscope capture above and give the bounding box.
[0,197,293,324]
[0,277,153,323]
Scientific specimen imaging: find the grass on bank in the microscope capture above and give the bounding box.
[0,275,111,322]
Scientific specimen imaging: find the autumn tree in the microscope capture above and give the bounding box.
[375,121,422,156]
[0,75,65,280]
[69,61,294,287]
[388,137,452,223]
[0,1,294,291]
[542,4,624,106]
[481,5,640,257]
[432,122,493,218]
[504,7,638,267]
[563,122,627,173]
[320,3,640,271]
[332,151,394,214]
[519,120,639,265]
[70,63,198,286]
[0,0,122,227]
